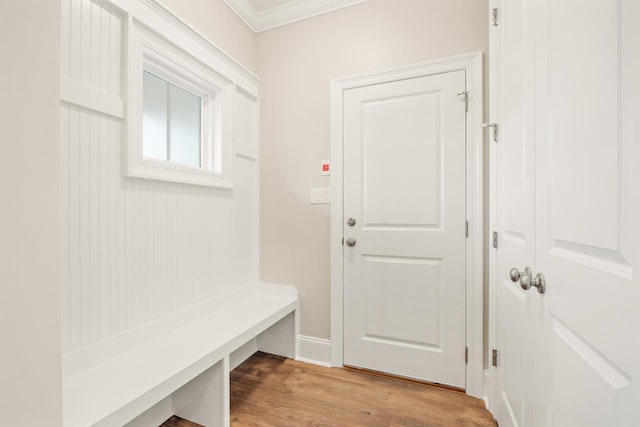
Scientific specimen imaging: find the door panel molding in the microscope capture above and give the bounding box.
[330,51,485,398]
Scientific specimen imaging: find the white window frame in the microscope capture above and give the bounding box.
[126,20,233,188]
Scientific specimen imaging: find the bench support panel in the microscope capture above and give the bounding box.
[230,340,259,371]
[124,397,173,427]
[173,359,227,427]
[257,312,297,359]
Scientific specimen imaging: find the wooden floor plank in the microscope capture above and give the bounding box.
[162,352,496,427]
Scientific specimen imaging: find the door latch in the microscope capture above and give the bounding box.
[457,91,470,112]
[483,123,499,142]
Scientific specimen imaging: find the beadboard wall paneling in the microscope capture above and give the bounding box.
[61,0,123,98]
[60,0,260,354]
[61,103,258,353]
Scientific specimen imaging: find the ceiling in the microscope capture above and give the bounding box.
[248,0,297,13]
[222,0,368,33]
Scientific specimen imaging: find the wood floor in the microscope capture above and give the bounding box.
[162,352,496,426]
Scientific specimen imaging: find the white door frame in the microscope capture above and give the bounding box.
[486,1,499,411]
[329,51,485,398]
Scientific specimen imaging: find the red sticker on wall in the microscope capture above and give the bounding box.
[321,160,331,176]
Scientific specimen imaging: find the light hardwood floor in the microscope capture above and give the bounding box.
[162,352,497,426]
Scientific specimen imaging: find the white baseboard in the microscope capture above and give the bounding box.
[482,368,491,409]
[214,334,332,371]
[296,335,332,367]
[224,334,332,369]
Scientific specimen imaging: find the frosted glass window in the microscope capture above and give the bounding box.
[169,84,201,166]
[143,71,201,167]
[143,72,168,160]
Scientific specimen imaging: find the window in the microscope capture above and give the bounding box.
[143,71,202,167]
[126,21,234,188]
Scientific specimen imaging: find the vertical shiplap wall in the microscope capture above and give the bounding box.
[60,0,122,98]
[60,0,259,354]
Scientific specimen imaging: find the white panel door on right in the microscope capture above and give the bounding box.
[532,0,639,425]
[492,0,640,425]
[343,70,467,387]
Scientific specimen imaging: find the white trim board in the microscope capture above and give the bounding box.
[296,335,332,367]
[482,369,491,408]
[486,0,499,414]
[329,52,485,398]
[139,0,259,84]
[221,0,368,33]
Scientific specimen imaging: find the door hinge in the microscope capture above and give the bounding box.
[492,8,498,26]
[465,221,469,238]
[457,91,470,112]
[465,347,469,364]
[483,123,499,142]
[493,231,498,249]
[492,349,498,367]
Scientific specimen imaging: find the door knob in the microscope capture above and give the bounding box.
[518,267,534,290]
[347,217,356,227]
[529,272,546,294]
[509,268,522,283]
[345,238,356,247]
[510,267,546,294]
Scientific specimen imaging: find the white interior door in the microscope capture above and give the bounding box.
[492,0,537,425]
[492,0,640,425]
[532,0,639,425]
[343,70,467,387]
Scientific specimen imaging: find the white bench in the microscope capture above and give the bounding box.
[63,283,298,427]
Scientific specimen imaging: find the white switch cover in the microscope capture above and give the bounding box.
[310,187,331,204]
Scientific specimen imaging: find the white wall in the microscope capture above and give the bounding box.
[160,0,258,73]
[61,0,260,354]
[0,1,64,425]
[257,0,489,340]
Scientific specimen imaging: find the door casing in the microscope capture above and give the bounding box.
[329,52,485,398]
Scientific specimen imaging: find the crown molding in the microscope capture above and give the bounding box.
[140,0,260,84]
[222,0,368,33]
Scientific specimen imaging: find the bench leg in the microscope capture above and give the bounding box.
[172,358,228,427]
[257,311,297,359]
[222,355,231,427]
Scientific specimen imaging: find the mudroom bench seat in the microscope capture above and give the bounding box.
[63,283,298,427]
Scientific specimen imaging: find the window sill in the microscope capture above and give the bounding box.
[126,158,233,189]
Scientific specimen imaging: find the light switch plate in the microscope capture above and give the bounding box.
[310,187,331,204]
